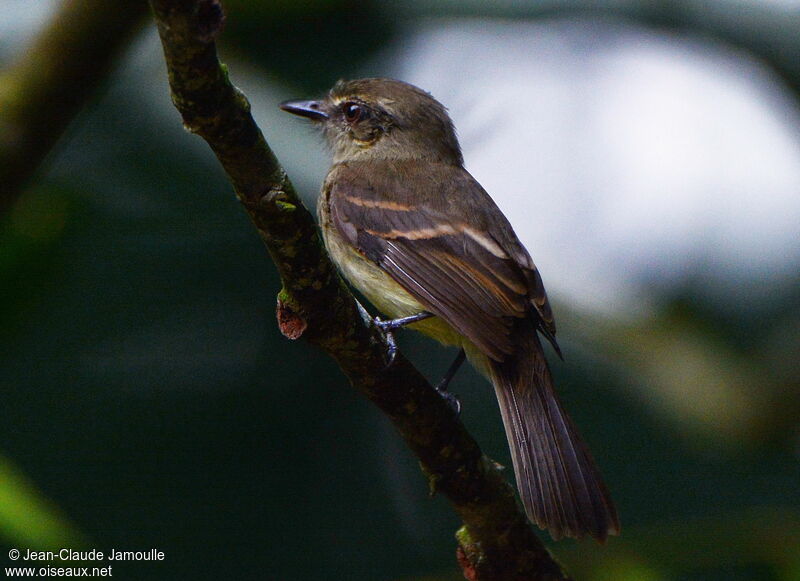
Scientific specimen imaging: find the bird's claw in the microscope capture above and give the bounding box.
[434,349,465,416]
[375,316,398,368]
[374,317,395,333]
[374,312,434,368]
[435,384,461,416]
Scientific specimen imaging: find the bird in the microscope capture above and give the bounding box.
[280,77,619,542]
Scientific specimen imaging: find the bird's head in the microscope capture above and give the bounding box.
[280,78,463,165]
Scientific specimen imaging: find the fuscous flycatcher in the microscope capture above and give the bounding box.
[281,78,619,542]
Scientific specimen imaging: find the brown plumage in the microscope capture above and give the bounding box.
[281,78,620,541]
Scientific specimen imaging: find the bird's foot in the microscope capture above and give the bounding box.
[377,320,399,368]
[435,349,466,416]
[374,312,434,368]
[374,311,434,333]
[435,383,461,416]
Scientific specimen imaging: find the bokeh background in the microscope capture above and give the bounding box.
[2,1,799,579]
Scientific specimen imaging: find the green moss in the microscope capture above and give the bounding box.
[455,524,473,548]
[277,287,291,303]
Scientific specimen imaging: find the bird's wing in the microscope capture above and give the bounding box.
[326,160,558,361]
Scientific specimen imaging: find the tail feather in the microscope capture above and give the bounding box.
[488,332,620,542]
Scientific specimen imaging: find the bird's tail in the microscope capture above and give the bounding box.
[485,331,620,542]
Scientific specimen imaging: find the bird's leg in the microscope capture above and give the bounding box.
[374,313,462,415]
[374,311,434,367]
[436,349,465,415]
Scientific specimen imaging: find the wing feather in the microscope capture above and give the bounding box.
[326,160,558,360]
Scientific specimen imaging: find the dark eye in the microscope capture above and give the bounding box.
[343,102,363,123]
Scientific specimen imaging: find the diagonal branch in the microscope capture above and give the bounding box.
[149,1,571,578]
[0,0,149,213]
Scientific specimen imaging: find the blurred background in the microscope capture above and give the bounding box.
[1,0,799,579]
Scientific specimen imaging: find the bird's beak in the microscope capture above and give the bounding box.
[279,100,328,121]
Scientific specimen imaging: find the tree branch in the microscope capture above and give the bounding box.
[0,0,149,213]
[149,1,570,578]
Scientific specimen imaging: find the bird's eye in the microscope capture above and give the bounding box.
[343,102,364,123]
